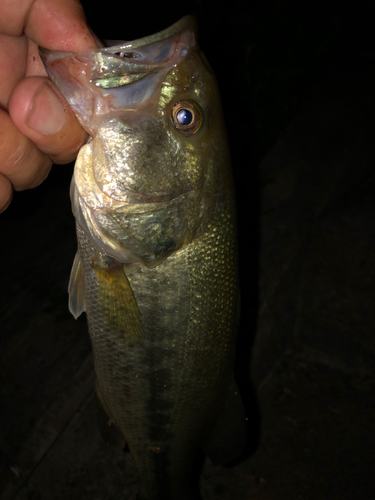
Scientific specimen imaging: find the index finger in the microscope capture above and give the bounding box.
[0,0,97,51]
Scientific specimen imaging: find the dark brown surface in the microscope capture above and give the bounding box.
[1,2,375,498]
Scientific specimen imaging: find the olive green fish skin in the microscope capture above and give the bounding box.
[41,16,244,500]
[78,203,238,499]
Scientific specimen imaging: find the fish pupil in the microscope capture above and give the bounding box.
[176,109,193,126]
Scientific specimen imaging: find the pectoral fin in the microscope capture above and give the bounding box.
[68,253,86,319]
[91,256,143,343]
[202,380,247,465]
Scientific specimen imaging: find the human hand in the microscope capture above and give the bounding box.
[0,0,98,212]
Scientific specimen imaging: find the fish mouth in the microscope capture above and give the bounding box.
[97,16,197,61]
[39,16,198,134]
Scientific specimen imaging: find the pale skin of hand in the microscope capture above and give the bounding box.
[0,0,98,212]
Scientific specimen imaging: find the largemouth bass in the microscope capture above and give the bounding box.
[41,16,246,500]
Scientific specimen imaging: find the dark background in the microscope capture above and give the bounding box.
[1,1,375,499]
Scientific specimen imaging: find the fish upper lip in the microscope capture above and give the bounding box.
[84,16,197,55]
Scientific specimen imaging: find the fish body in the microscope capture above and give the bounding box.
[41,16,246,500]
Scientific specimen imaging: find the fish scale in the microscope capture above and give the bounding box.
[41,15,246,500]
[77,208,238,498]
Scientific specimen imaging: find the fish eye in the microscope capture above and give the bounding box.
[171,101,202,135]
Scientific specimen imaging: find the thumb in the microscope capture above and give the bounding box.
[8,75,88,165]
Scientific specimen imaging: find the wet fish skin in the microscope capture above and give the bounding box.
[41,16,246,500]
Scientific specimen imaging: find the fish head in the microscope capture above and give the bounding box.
[40,17,231,265]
